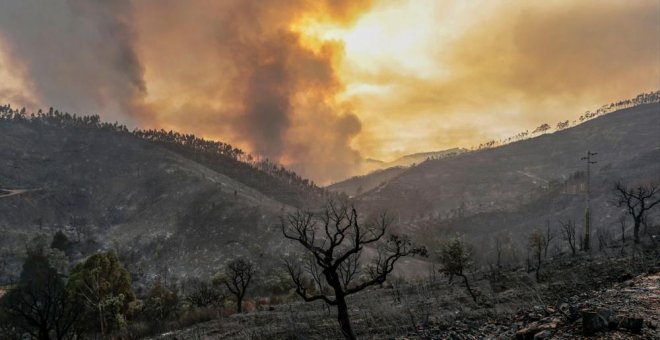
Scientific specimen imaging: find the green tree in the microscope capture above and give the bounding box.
[528,229,545,282]
[438,237,477,302]
[0,253,77,340]
[67,251,135,336]
[143,281,179,323]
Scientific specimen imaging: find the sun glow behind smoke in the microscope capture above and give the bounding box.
[296,0,660,162]
[291,0,516,159]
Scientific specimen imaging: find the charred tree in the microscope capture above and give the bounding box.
[282,203,426,340]
[614,182,660,244]
[216,258,255,313]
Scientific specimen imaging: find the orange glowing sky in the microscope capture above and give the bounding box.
[0,0,658,184]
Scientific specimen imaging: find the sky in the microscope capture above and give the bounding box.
[0,0,658,184]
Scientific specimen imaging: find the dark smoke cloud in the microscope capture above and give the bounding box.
[0,0,145,122]
[132,0,371,183]
[0,0,371,183]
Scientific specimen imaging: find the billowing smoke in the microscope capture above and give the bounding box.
[3,1,653,183]
[0,0,369,184]
[132,0,370,183]
[0,0,145,123]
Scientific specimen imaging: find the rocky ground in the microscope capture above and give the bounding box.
[154,251,659,339]
[417,270,659,339]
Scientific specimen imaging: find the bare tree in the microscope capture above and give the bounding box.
[184,278,224,308]
[282,203,426,340]
[528,229,545,282]
[542,221,555,259]
[614,182,660,244]
[438,237,477,302]
[215,258,255,313]
[618,215,626,245]
[560,219,577,256]
[596,228,611,252]
[495,237,503,270]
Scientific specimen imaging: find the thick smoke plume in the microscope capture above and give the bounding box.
[0,0,371,184]
[2,0,656,182]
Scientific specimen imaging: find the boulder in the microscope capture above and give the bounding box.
[618,316,644,334]
[533,330,553,339]
[515,322,540,340]
[582,309,614,335]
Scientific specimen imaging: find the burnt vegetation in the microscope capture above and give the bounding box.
[281,203,426,339]
[0,92,659,338]
[0,105,334,207]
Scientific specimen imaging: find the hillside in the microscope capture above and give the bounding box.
[329,148,467,197]
[0,108,321,283]
[327,166,407,197]
[366,148,467,170]
[350,103,660,263]
[358,103,660,219]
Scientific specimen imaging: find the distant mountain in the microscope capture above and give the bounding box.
[327,166,408,197]
[384,148,468,168]
[330,148,467,197]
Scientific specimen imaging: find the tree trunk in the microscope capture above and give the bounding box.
[633,218,641,244]
[39,325,49,340]
[460,274,477,303]
[98,303,105,336]
[237,295,243,313]
[336,295,355,340]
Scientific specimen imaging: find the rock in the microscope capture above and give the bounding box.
[528,313,541,321]
[622,280,635,287]
[533,330,553,339]
[617,273,633,282]
[538,317,560,330]
[567,305,580,322]
[582,309,613,335]
[619,316,643,334]
[515,322,540,340]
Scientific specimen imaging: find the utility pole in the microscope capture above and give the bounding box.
[581,151,597,251]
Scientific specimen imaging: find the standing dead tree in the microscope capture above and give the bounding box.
[596,228,612,252]
[282,203,426,340]
[495,238,503,270]
[614,182,660,244]
[560,219,577,256]
[618,215,626,245]
[542,221,555,259]
[215,258,255,313]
